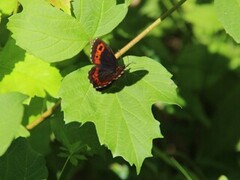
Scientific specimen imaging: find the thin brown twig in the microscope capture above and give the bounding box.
[26,99,61,130]
[115,0,187,59]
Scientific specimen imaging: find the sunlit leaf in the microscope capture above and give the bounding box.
[0,0,18,15]
[0,39,62,98]
[215,0,240,43]
[72,0,128,37]
[59,56,180,173]
[8,0,89,62]
[0,92,28,156]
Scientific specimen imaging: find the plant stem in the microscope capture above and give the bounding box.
[26,99,61,130]
[114,0,187,59]
[170,157,192,180]
[57,155,71,180]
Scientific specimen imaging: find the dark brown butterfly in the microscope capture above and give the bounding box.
[88,39,125,89]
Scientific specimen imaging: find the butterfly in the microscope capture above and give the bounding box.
[88,38,125,89]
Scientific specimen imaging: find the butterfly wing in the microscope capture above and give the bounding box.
[89,66,125,89]
[89,38,125,89]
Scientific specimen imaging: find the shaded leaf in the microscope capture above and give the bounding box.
[27,118,52,155]
[0,38,25,81]
[59,56,180,173]
[0,138,48,180]
[199,84,240,157]
[51,112,102,156]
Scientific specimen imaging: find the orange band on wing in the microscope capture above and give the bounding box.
[94,43,105,64]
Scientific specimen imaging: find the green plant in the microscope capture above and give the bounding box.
[0,0,240,179]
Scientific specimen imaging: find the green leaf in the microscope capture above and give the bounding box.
[0,59,61,97]
[50,112,102,156]
[28,119,52,155]
[0,42,62,98]
[0,0,18,15]
[15,125,30,138]
[48,0,71,15]
[125,0,132,6]
[59,56,180,173]
[184,3,222,43]
[0,92,28,156]
[200,84,240,157]
[7,0,128,62]
[215,0,240,43]
[0,138,48,179]
[72,0,128,37]
[0,38,25,81]
[7,0,89,62]
[140,0,162,19]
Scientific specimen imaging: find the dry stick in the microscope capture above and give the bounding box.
[26,99,61,130]
[115,0,187,59]
[26,0,186,130]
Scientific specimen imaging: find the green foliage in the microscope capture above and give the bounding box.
[0,138,48,180]
[0,0,240,179]
[0,0,18,15]
[7,0,127,62]
[59,56,180,173]
[184,2,222,42]
[72,0,128,37]
[51,113,102,157]
[215,0,240,43]
[0,39,62,98]
[7,0,89,62]
[0,92,28,156]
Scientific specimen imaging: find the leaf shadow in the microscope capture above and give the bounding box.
[0,39,25,81]
[99,69,149,94]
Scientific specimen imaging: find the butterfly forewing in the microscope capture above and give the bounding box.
[91,39,118,69]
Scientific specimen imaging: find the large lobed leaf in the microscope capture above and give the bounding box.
[59,56,181,173]
[215,0,240,43]
[7,0,128,62]
[7,0,89,62]
[0,92,28,156]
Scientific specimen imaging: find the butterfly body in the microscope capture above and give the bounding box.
[88,39,125,89]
